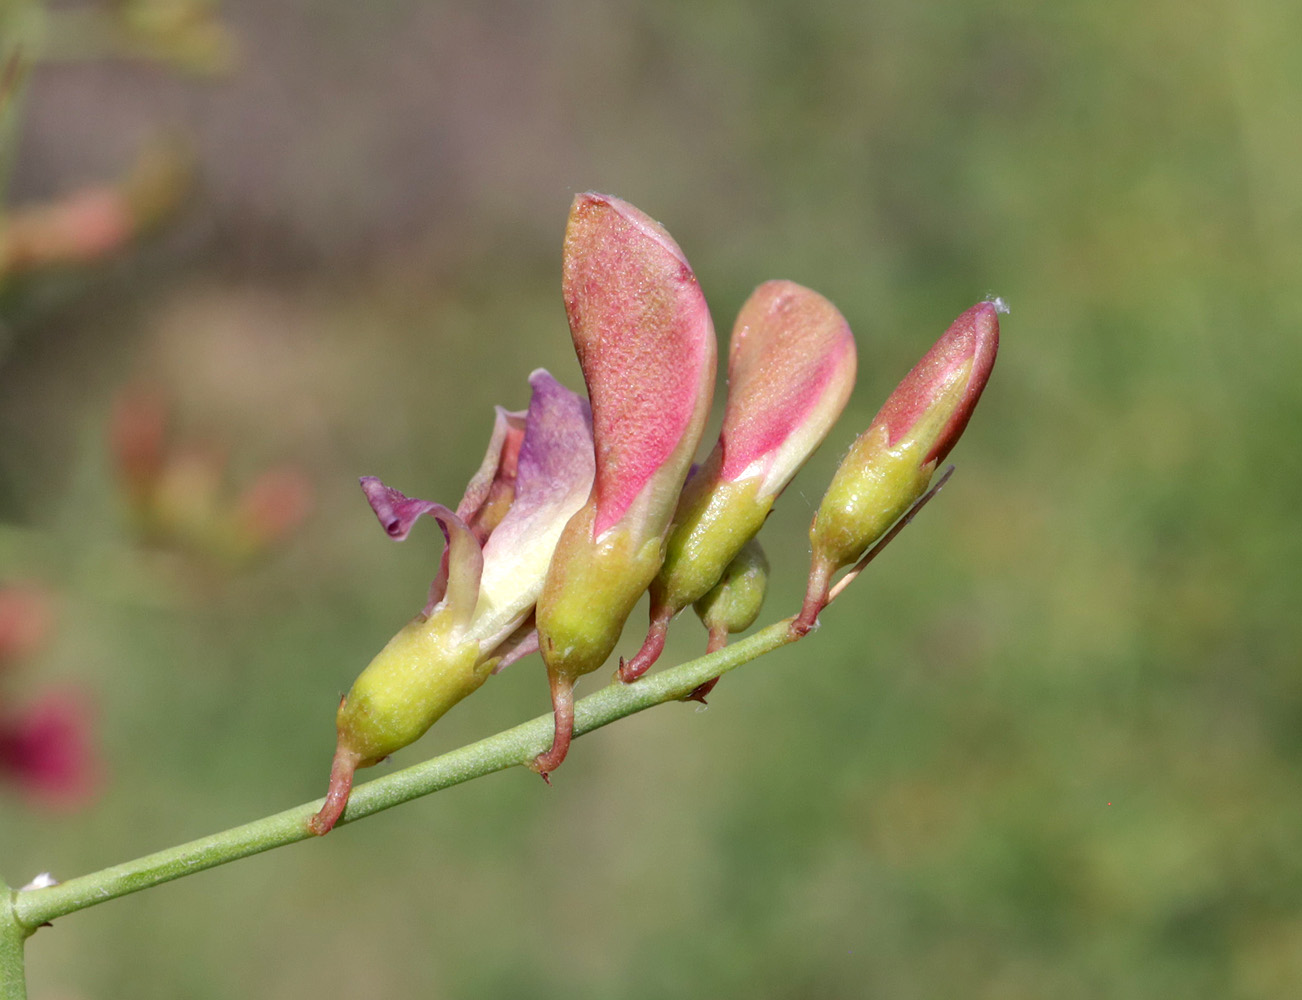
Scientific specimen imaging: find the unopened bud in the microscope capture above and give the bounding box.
[533,193,716,778]
[684,538,770,704]
[694,537,769,641]
[621,280,855,681]
[796,300,1000,632]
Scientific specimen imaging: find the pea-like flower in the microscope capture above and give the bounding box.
[532,193,717,778]
[310,369,594,834]
[619,279,856,682]
[794,299,1001,634]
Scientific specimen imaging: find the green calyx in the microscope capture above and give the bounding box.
[335,612,490,767]
[654,467,772,616]
[809,425,936,579]
[693,536,770,636]
[536,503,664,682]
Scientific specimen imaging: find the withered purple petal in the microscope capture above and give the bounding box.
[360,476,441,541]
[357,476,483,621]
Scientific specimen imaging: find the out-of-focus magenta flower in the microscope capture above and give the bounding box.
[233,467,315,554]
[0,690,100,810]
[621,279,856,681]
[310,370,594,834]
[532,193,717,778]
[795,300,1001,633]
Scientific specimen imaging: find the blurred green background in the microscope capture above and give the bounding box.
[2,0,1300,996]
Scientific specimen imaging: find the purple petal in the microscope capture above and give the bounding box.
[512,370,594,515]
[475,371,595,638]
[358,476,483,620]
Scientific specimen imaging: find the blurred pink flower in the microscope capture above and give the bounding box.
[0,690,100,809]
[108,384,314,565]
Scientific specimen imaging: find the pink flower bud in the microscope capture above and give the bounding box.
[533,193,717,778]
[622,280,856,680]
[795,300,1000,633]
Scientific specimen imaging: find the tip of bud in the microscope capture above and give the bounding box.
[988,296,1011,316]
[872,300,1000,468]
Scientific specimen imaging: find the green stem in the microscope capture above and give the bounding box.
[0,881,28,1000]
[11,617,799,931]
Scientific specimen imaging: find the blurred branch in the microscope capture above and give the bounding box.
[0,3,41,210]
[37,5,235,74]
[9,617,801,931]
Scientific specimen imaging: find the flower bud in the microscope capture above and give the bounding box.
[684,537,770,704]
[533,193,716,777]
[621,280,855,680]
[795,300,1000,633]
[694,537,770,639]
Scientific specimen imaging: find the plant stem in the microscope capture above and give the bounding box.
[11,617,799,932]
[0,881,28,1000]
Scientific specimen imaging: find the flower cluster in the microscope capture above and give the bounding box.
[110,385,313,567]
[310,193,1000,834]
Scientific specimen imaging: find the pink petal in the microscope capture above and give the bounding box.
[717,280,857,493]
[873,300,1000,465]
[455,407,527,543]
[562,193,716,537]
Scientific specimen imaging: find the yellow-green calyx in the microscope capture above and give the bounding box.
[805,422,940,605]
[334,614,487,767]
[657,460,771,615]
[694,536,770,640]
[536,505,665,685]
